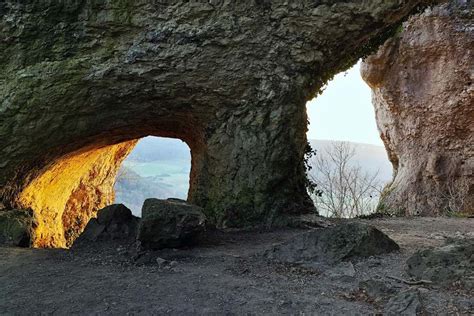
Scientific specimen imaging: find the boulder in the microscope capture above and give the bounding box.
[0,209,36,247]
[266,222,399,266]
[137,198,206,250]
[78,204,139,242]
[406,239,474,288]
[384,290,422,316]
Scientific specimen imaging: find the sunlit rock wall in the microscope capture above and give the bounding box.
[362,1,473,215]
[19,142,136,247]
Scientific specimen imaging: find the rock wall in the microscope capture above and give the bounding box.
[0,0,438,247]
[362,1,473,216]
[19,141,136,248]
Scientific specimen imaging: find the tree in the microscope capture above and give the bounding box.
[309,142,383,218]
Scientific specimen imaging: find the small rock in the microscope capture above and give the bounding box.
[169,260,178,268]
[137,198,206,250]
[359,279,396,299]
[156,257,168,267]
[384,290,422,316]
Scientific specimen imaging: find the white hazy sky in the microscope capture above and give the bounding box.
[306,61,383,146]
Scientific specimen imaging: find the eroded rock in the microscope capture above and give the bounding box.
[0,1,439,247]
[266,222,399,267]
[384,290,423,316]
[406,239,474,288]
[137,199,206,250]
[361,1,474,215]
[78,204,139,243]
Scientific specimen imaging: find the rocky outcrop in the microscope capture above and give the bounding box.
[0,1,439,247]
[361,1,473,216]
[406,239,474,288]
[266,222,399,267]
[138,198,206,250]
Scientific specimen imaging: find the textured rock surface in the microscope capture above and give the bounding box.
[0,0,437,247]
[358,279,396,301]
[0,208,36,247]
[266,222,399,266]
[406,239,474,288]
[361,1,474,216]
[384,290,422,316]
[18,142,136,247]
[77,204,139,243]
[138,198,206,250]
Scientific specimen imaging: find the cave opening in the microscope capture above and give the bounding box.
[16,134,194,249]
[306,61,392,218]
[114,136,192,217]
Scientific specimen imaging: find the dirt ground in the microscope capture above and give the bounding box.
[1,217,473,315]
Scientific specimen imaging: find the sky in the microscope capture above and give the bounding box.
[306,61,383,146]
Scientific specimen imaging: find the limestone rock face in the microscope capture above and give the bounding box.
[0,0,437,247]
[361,1,473,215]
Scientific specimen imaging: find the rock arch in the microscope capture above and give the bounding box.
[1,1,438,247]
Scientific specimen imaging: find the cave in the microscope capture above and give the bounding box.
[2,1,467,248]
[17,134,195,248]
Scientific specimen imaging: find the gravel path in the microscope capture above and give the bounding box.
[1,217,473,315]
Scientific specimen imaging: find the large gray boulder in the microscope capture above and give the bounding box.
[78,204,139,242]
[406,239,474,288]
[0,209,36,247]
[267,222,399,266]
[137,199,206,250]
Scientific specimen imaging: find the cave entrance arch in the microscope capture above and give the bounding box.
[16,131,199,248]
[114,137,191,216]
[0,0,435,248]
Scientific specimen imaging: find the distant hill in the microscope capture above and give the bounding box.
[126,137,191,162]
[114,166,177,214]
[114,137,392,216]
[309,139,393,184]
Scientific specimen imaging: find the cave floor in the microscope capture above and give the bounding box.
[1,217,473,315]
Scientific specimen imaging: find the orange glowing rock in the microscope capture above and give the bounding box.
[18,141,136,248]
